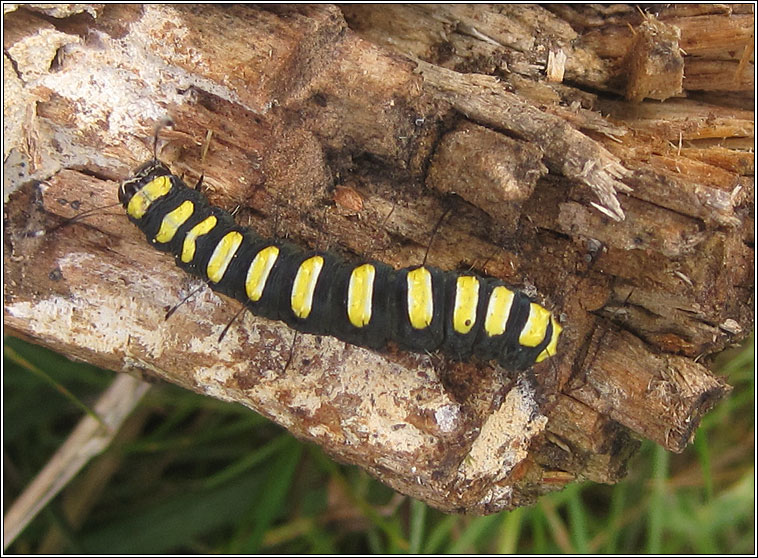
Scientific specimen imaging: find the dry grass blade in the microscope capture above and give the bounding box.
[2,374,151,548]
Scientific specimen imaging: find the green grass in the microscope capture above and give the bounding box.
[4,334,753,553]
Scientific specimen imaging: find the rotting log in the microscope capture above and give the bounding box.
[3,4,752,514]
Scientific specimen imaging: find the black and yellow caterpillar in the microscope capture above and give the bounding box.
[119,159,562,371]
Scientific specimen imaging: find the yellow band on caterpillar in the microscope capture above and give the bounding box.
[206,231,243,283]
[291,256,324,319]
[127,175,172,219]
[406,267,433,329]
[347,264,376,328]
[181,216,217,263]
[536,316,562,362]
[155,200,194,243]
[453,275,479,334]
[245,246,279,302]
[519,303,551,347]
[484,286,514,337]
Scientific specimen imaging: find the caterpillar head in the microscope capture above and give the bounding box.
[119,160,172,207]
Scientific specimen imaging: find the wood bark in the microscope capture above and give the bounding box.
[3,4,752,514]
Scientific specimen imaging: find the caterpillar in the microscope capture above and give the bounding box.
[119,159,562,371]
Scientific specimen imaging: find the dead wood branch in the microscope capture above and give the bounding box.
[4,4,751,514]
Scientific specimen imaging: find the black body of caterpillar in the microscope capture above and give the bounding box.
[119,160,562,371]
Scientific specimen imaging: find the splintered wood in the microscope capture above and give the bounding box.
[4,4,752,514]
[625,16,684,102]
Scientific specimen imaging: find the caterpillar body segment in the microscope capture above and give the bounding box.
[330,260,395,350]
[120,160,562,371]
[391,266,447,353]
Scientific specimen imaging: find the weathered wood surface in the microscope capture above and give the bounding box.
[3,4,752,514]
